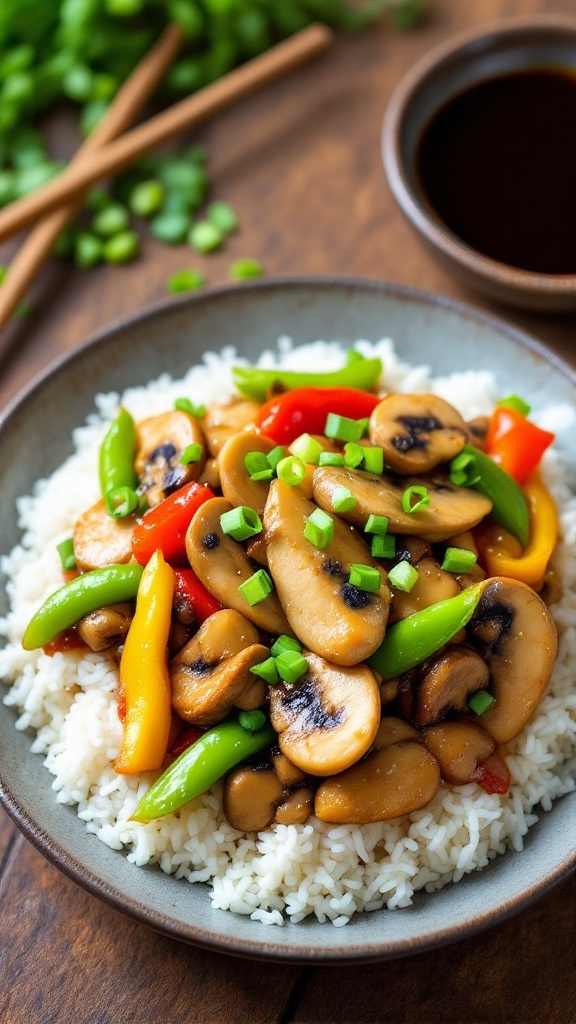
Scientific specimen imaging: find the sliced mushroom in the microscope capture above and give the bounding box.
[77,602,133,652]
[263,479,390,665]
[312,466,492,542]
[135,411,205,506]
[73,498,135,570]
[198,456,220,491]
[271,749,306,787]
[201,399,261,457]
[269,650,381,776]
[369,393,468,474]
[422,721,495,785]
[466,577,558,744]
[373,716,421,749]
[414,645,490,726]
[218,431,276,516]
[315,739,440,824]
[466,415,490,450]
[274,787,314,826]
[186,496,291,635]
[171,608,268,726]
[223,767,285,832]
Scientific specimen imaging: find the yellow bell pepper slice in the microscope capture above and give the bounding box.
[477,473,558,588]
[115,549,174,774]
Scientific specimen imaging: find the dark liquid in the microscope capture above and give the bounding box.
[416,69,576,274]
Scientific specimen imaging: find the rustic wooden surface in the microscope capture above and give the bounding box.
[1,1,575,1021]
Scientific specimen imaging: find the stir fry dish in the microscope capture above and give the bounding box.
[21,359,560,834]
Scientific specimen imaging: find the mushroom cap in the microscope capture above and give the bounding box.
[135,410,205,506]
[414,644,490,726]
[422,720,495,785]
[369,393,468,474]
[73,498,135,571]
[218,430,275,517]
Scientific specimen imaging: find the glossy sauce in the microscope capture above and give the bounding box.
[416,69,576,274]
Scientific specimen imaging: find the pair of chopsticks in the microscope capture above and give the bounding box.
[0,23,333,335]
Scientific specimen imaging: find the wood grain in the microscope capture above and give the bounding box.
[1,1,575,1022]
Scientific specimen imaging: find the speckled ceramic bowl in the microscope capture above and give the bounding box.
[1,279,574,962]
[382,16,576,312]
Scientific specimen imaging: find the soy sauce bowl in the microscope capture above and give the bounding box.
[382,16,576,312]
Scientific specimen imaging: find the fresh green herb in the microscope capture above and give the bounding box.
[74,231,103,269]
[266,446,285,471]
[238,709,267,734]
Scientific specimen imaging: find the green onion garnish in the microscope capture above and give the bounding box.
[343,442,365,469]
[401,485,430,514]
[365,514,389,536]
[361,447,384,474]
[468,690,496,716]
[289,433,323,466]
[318,452,345,467]
[276,455,306,487]
[388,561,419,593]
[220,506,262,542]
[348,564,381,593]
[449,451,481,488]
[238,569,273,606]
[249,468,274,482]
[180,443,203,465]
[498,394,531,416]
[271,634,302,657]
[371,534,396,559]
[331,485,357,513]
[174,397,206,418]
[244,451,270,478]
[251,658,279,686]
[56,538,76,571]
[275,650,308,685]
[267,446,285,471]
[324,413,367,443]
[239,709,267,733]
[441,546,478,574]
[106,486,139,518]
[303,508,334,549]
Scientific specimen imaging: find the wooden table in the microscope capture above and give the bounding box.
[1,2,575,1021]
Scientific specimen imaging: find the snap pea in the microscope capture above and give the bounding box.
[232,357,382,402]
[99,407,138,516]
[368,583,482,681]
[22,563,144,650]
[450,444,530,548]
[132,717,276,821]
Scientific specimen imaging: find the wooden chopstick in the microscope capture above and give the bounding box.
[0,23,184,335]
[0,24,333,245]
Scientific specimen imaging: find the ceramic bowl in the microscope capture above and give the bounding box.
[1,279,575,963]
[382,16,576,312]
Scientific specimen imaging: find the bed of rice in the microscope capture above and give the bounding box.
[1,336,575,928]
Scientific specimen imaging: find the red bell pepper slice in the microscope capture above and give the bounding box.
[167,723,205,762]
[43,627,89,656]
[173,568,222,624]
[486,406,554,484]
[132,482,215,566]
[472,751,511,795]
[255,386,381,445]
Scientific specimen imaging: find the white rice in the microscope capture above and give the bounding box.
[1,337,575,927]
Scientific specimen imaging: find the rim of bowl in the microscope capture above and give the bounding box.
[382,14,576,301]
[1,276,575,962]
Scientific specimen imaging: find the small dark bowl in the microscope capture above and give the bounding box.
[382,16,576,312]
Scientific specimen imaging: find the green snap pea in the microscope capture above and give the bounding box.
[99,407,138,517]
[22,563,144,650]
[132,718,276,821]
[450,444,530,548]
[233,357,382,402]
[368,584,482,681]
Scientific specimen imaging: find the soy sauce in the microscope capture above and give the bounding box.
[416,69,576,274]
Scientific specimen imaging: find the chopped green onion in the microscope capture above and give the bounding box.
[271,635,302,657]
[468,690,496,716]
[167,269,205,294]
[150,211,189,244]
[188,220,224,254]
[229,259,264,280]
[251,657,279,686]
[441,547,478,574]
[365,514,389,536]
[91,202,130,237]
[266,446,285,471]
[56,538,76,571]
[498,394,531,416]
[180,443,203,465]
[275,650,308,685]
[239,709,267,734]
[129,180,164,218]
[106,485,139,518]
[174,398,206,418]
[249,468,274,482]
[238,569,273,606]
[74,231,103,269]
[449,451,481,488]
[343,442,365,468]
[276,455,306,487]
[331,485,357,513]
[102,230,139,264]
[304,508,334,549]
[318,452,345,467]
[220,506,262,542]
[348,564,381,593]
[207,200,238,234]
[324,413,366,443]
[244,450,270,478]
[371,534,396,559]
[388,561,419,593]
[401,485,430,514]
[362,447,384,474]
[289,433,323,465]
